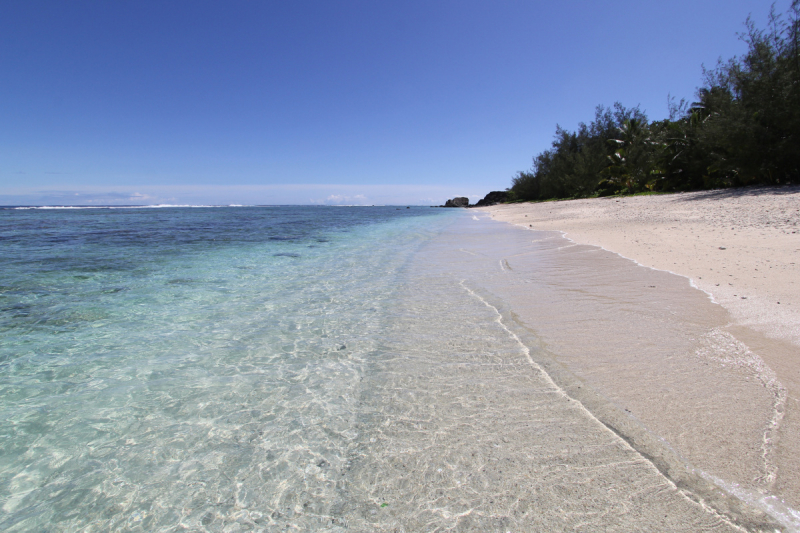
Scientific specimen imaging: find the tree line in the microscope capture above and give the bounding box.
[509,1,800,201]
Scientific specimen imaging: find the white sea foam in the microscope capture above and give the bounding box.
[697,470,800,532]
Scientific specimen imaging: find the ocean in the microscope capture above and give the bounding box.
[0,206,792,531]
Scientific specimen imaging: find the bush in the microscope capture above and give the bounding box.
[509,1,800,200]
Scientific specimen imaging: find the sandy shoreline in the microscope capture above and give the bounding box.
[481,186,800,349]
[479,186,800,525]
[350,218,770,531]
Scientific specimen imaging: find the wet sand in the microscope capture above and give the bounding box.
[479,187,800,528]
[339,220,756,531]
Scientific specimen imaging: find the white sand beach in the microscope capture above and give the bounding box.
[480,186,800,525]
[483,186,800,349]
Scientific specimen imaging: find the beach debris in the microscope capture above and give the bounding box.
[719,247,727,250]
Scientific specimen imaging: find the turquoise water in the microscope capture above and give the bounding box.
[0,206,455,530]
[0,206,780,532]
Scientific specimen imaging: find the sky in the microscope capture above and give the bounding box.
[0,0,791,206]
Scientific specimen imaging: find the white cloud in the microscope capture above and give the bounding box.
[323,194,369,205]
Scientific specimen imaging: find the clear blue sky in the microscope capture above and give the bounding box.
[0,0,790,206]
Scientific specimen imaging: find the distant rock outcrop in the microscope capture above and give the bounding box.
[471,191,509,207]
[443,197,470,207]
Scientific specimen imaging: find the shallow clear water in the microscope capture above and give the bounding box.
[0,206,789,532]
[0,206,456,530]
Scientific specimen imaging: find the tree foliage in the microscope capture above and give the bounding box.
[510,1,800,201]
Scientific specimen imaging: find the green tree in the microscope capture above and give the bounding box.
[509,1,800,200]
